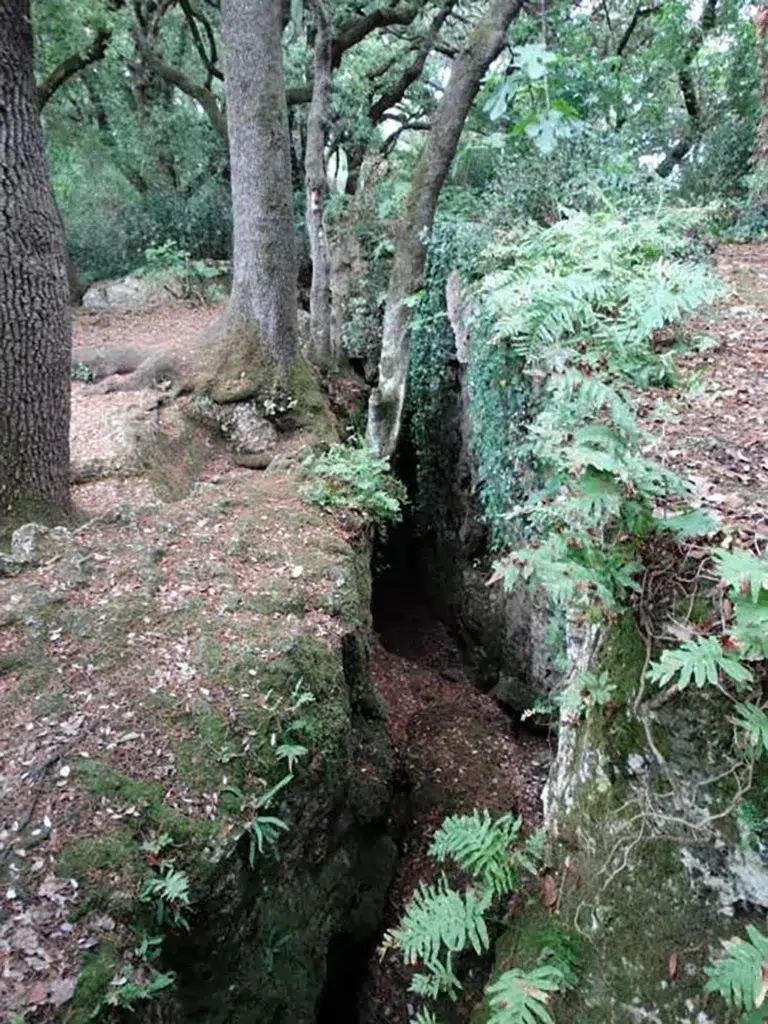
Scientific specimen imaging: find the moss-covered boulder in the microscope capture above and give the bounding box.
[479,613,767,1024]
[0,461,394,1023]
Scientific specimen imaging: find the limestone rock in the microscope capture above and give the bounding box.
[189,399,278,455]
[11,524,73,566]
[82,275,180,313]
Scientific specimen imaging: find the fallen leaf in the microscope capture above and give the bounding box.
[50,976,76,1006]
[25,981,48,1005]
[668,952,678,980]
[541,873,557,908]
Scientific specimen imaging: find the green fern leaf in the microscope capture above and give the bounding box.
[486,964,564,1024]
[430,811,531,899]
[412,1010,441,1024]
[731,592,768,660]
[647,636,753,692]
[660,509,720,538]
[704,925,768,1012]
[714,549,768,603]
[732,704,768,758]
[386,875,489,965]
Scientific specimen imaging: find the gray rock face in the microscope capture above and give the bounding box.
[11,523,73,565]
[82,275,179,313]
[189,399,278,455]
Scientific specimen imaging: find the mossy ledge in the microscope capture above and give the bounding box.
[0,461,395,1023]
[477,611,767,1024]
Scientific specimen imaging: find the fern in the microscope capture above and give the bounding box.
[410,955,462,1001]
[732,593,768,660]
[704,925,768,1015]
[430,811,539,899]
[412,1010,441,1024]
[647,636,753,692]
[486,964,565,1024]
[714,549,768,603]
[732,703,768,759]
[386,874,490,965]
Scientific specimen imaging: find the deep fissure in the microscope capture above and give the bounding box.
[316,507,553,1023]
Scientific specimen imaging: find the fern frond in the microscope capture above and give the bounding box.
[714,549,768,604]
[409,954,462,1001]
[412,1009,441,1024]
[647,636,753,692]
[386,875,489,965]
[732,593,768,660]
[486,964,565,1024]
[430,811,533,899]
[704,925,768,1012]
[732,703,768,758]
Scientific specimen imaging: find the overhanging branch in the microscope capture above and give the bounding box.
[37,26,112,109]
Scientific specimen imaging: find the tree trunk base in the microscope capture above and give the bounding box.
[85,308,338,441]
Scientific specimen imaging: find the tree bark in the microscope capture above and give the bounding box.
[305,0,333,369]
[753,6,768,200]
[210,0,298,385]
[367,0,524,456]
[0,0,72,531]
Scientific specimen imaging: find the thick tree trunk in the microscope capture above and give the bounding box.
[214,0,298,386]
[367,0,524,456]
[305,0,333,369]
[0,0,72,532]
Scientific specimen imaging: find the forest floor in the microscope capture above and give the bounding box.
[3,239,767,1020]
[639,243,768,541]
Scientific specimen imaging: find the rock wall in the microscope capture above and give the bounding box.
[412,355,560,715]
[413,290,767,1022]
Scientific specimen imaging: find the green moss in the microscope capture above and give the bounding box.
[59,832,143,882]
[70,944,120,1024]
[598,612,645,703]
[290,359,338,442]
[246,582,308,616]
[75,760,166,808]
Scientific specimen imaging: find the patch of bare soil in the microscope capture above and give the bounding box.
[363,593,552,1022]
[641,244,768,539]
[73,301,224,355]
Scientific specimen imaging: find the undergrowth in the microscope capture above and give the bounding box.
[300,439,407,526]
[404,205,767,1021]
[383,810,578,1023]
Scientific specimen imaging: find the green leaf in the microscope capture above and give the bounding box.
[513,43,556,81]
[732,703,768,758]
[486,963,565,1023]
[704,925,768,1012]
[647,636,753,692]
[714,549,768,603]
[430,811,535,899]
[731,592,768,659]
[659,509,721,537]
[386,875,490,965]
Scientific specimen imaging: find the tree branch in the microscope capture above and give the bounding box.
[179,0,223,83]
[140,45,229,141]
[37,26,112,109]
[368,0,455,127]
[615,2,662,59]
[331,3,420,67]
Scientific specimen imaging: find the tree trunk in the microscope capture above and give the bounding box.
[305,0,333,369]
[213,0,298,388]
[753,7,768,201]
[0,0,72,532]
[367,0,524,456]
